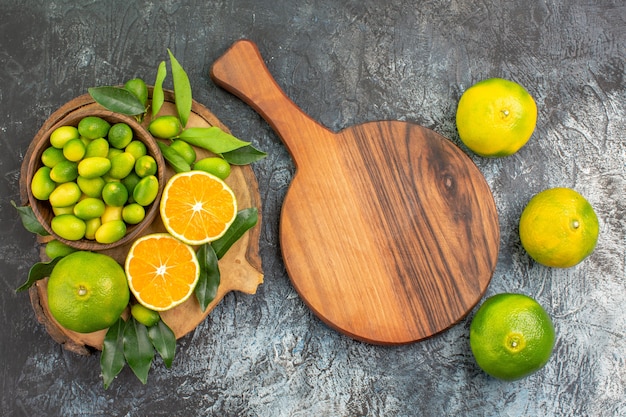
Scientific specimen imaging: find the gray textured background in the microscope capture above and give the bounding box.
[1,0,624,416]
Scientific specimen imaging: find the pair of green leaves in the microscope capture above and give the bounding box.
[194,207,259,312]
[88,49,190,126]
[101,316,175,389]
[88,50,267,166]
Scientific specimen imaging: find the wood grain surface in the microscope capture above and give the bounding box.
[211,40,500,344]
[19,91,264,353]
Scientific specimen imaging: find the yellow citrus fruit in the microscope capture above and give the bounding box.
[520,187,599,268]
[456,78,537,157]
[160,171,237,245]
[470,293,555,381]
[47,251,129,333]
[125,233,200,311]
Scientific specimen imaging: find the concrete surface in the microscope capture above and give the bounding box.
[1,0,624,416]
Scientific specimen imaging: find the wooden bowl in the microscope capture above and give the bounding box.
[22,103,165,251]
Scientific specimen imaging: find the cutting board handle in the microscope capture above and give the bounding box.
[210,40,331,162]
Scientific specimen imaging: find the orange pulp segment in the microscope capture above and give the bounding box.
[160,170,237,245]
[125,233,200,311]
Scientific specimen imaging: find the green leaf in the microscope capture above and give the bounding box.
[152,60,167,118]
[148,320,176,368]
[16,256,61,292]
[212,207,258,259]
[11,201,49,236]
[168,49,192,128]
[222,144,268,165]
[88,86,146,116]
[195,244,220,312]
[157,141,191,173]
[179,127,250,154]
[123,318,154,384]
[101,318,126,389]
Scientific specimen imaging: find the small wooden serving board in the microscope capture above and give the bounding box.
[19,91,263,354]
[211,40,500,345]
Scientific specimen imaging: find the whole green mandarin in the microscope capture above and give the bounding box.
[31,166,57,200]
[78,116,111,140]
[41,146,67,168]
[49,160,79,183]
[51,214,86,241]
[108,123,134,149]
[50,126,80,149]
[62,138,86,162]
[125,140,147,160]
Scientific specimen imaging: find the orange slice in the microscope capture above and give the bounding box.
[125,233,200,311]
[160,170,237,245]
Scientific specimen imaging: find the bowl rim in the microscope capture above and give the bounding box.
[21,96,165,251]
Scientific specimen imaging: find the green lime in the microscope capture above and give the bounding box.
[125,140,147,160]
[52,205,74,216]
[108,123,134,149]
[108,152,136,179]
[50,126,80,149]
[148,115,182,139]
[134,155,157,177]
[50,214,86,241]
[84,217,101,240]
[124,78,149,107]
[130,303,160,327]
[49,160,79,183]
[102,181,129,207]
[78,157,111,179]
[45,239,78,259]
[122,203,146,225]
[78,116,111,140]
[107,147,124,160]
[41,146,67,168]
[49,182,82,208]
[85,137,110,158]
[470,293,555,381]
[101,205,123,223]
[76,176,106,198]
[121,171,141,199]
[31,166,57,200]
[133,175,159,206]
[47,251,129,333]
[62,138,86,162]
[73,197,106,220]
[170,140,196,165]
[193,157,231,180]
[95,219,127,244]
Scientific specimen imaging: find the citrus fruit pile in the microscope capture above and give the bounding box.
[31,116,160,244]
[456,78,600,380]
[17,51,266,389]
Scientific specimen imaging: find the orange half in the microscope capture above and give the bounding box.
[125,233,200,311]
[160,170,237,245]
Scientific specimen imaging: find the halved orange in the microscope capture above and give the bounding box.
[160,170,237,245]
[125,233,200,311]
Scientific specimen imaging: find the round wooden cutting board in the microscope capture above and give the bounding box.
[211,40,500,345]
[19,91,263,354]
